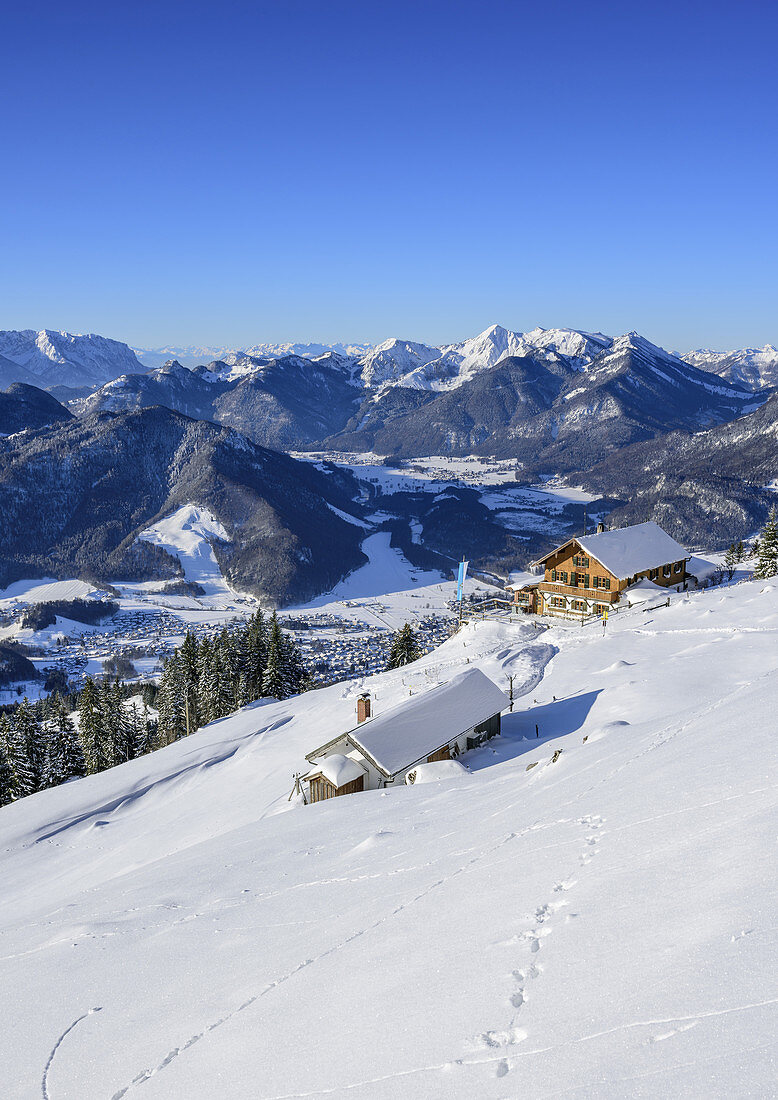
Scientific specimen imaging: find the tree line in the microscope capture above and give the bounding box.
[0,611,423,808]
[154,610,307,741]
[0,682,155,805]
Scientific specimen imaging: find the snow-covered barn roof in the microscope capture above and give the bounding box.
[531,522,688,580]
[309,668,506,779]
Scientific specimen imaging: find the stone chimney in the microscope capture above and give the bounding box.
[597,522,605,534]
[357,694,371,723]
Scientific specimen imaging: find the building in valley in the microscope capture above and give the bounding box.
[508,521,689,619]
[304,668,506,801]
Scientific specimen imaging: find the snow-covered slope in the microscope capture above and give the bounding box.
[1,578,776,1098]
[684,345,778,390]
[136,504,240,605]
[0,330,144,389]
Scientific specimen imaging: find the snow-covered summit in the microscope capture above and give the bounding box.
[0,329,144,389]
[684,344,778,390]
[367,326,619,393]
[358,337,442,388]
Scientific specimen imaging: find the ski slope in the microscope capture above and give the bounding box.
[0,582,776,1098]
[135,504,247,607]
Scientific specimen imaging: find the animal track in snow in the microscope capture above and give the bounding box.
[475,1026,528,1049]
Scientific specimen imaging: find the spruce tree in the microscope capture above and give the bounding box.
[723,543,738,582]
[0,716,14,805]
[386,623,421,669]
[54,700,85,779]
[179,631,200,733]
[262,613,288,699]
[754,508,778,580]
[132,699,156,757]
[242,610,267,702]
[8,700,41,798]
[79,677,106,774]
[196,638,219,725]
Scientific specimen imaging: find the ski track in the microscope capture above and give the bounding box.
[41,1007,101,1100]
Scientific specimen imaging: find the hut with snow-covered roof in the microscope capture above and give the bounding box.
[304,668,506,801]
[516,520,689,619]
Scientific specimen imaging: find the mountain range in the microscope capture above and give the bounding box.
[1,323,776,601]
[0,405,366,604]
[74,327,763,473]
[2,325,776,396]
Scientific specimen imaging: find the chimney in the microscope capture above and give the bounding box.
[597,522,605,534]
[357,694,371,723]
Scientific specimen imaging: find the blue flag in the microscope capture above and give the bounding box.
[457,560,469,602]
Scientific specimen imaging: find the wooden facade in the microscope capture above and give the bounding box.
[308,772,365,802]
[529,528,689,619]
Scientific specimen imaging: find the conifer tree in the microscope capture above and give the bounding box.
[79,677,106,774]
[386,623,421,669]
[262,613,288,698]
[723,543,738,582]
[242,610,267,702]
[196,638,219,725]
[0,715,14,805]
[132,699,156,757]
[179,631,201,733]
[8,700,41,798]
[753,508,778,580]
[54,700,85,780]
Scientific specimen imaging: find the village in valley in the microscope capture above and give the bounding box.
[1,484,767,810]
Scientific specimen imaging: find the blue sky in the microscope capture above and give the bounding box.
[1,0,776,350]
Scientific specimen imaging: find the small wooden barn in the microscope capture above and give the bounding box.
[305,668,507,800]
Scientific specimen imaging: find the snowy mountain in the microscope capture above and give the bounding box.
[358,338,443,388]
[358,326,614,393]
[134,341,373,371]
[684,345,778,390]
[0,406,366,603]
[2,578,776,1097]
[390,325,613,392]
[329,331,759,469]
[0,330,144,389]
[81,354,363,450]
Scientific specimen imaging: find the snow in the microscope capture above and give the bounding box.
[135,504,244,606]
[297,531,444,607]
[1,580,778,1095]
[0,577,99,608]
[344,668,508,777]
[624,577,666,604]
[574,521,688,579]
[0,579,777,1096]
[311,753,366,787]
[405,759,469,784]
